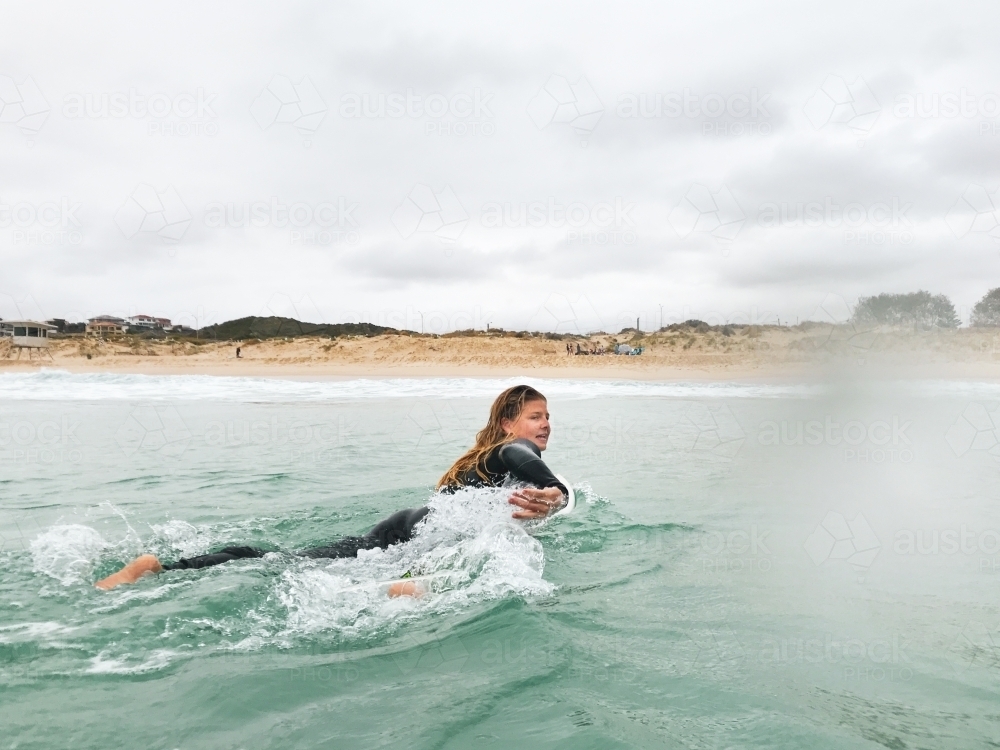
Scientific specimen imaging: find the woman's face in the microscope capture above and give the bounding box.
[501,399,551,450]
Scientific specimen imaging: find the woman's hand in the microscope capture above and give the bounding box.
[508,486,566,519]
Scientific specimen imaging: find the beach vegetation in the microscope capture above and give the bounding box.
[971,288,1000,327]
[196,316,396,341]
[853,291,959,329]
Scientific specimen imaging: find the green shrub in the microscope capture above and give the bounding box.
[852,291,959,329]
[971,288,1000,327]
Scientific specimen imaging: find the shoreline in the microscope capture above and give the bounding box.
[5,359,1000,383]
[3,329,1000,382]
[0,359,811,382]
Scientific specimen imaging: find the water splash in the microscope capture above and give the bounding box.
[30,524,110,586]
[26,485,562,653]
[271,485,554,640]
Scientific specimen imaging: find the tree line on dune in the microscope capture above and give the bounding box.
[189,290,1000,337]
[35,292,1000,343]
[851,288,1000,329]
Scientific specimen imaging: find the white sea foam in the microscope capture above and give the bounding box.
[0,370,814,403]
[273,485,554,639]
[148,520,209,559]
[86,648,179,674]
[0,621,78,642]
[29,524,110,586]
[900,380,1000,399]
[26,484,565,646]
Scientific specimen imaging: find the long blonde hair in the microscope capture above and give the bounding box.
[437,385,547,488]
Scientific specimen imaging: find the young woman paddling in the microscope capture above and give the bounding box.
[95,385,566,591]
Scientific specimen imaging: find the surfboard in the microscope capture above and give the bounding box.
[552,474,575,517]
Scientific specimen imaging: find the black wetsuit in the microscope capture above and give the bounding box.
[452,438,566,495]
[162,439,561,571]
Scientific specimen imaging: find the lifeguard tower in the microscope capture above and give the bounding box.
[0,320,56,360]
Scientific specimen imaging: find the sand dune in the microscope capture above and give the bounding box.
[3,326,1000,380]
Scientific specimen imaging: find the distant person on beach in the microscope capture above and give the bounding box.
[95,385,567,591]
[236,346,242,358]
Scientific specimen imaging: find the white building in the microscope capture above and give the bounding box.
[0,320,56,359]
[126,315,172,330]
[127,314,157,329]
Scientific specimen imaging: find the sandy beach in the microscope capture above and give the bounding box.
[4,325,1000,381]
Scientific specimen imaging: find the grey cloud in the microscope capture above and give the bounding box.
[4,0,1000,329]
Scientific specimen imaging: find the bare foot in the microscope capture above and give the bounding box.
[95,554,164,590]
[386,580,427,598]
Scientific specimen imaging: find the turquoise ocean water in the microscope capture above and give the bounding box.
[3,371,1000,749]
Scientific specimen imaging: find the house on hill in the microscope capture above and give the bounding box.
[86,316,127,336]
[126,315,172,330]
[127,314,157,329]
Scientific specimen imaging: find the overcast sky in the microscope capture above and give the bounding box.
[2,0,1000,333]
